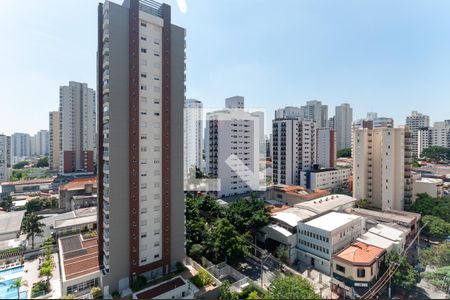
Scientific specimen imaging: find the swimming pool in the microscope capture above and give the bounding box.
[0,266,27,299]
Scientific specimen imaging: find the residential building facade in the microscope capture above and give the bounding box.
[406,111,430,157]
[300,168,352,191]
[316,128,336,168]
[60,81,96,173]
[183,99,203,179]
[97,0,185,294]
[49,111,61,171]
[301,100,328,128]
[353,127,413,210]
[272,118,316,185]
[205,98,260,197]
[0,135,9,182]
[334,103,353,151]
[11,133,31,163]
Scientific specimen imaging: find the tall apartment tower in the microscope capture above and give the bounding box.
[0,135,9,183]
[316,128,336,168]
[97,0,185,294]
[205,99,260,198]
[272,118,316,185]
[353,127,412,210]
[49,111,61,171]
[275,106,303,119]
[225,96,245,109]
[431,121,450,148]
[334,103,352,150]
[10,133,31,163]
[184,99,203,178]
[31,130,49,156]
[60,81,96,173]
[301,100,328,128]
[406,111,430,157]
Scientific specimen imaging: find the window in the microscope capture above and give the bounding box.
[141,73,147,78]
[141,48,147,53]
[140,195,148,202]
[357,269,366,278]
[141,36,147,41]
[154,241,160,247]
[141,85,147,90]
[154,38,160,45]
[141,96,148,103]
[154,254,160,259]
[140,22,147,27]
[141,233,147,238]
[336,264,345,273]
[141,134,147,140]
[141,208,147,214]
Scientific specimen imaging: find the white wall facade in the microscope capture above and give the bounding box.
[316,128,336,168]
[335,103,353,151]
[406,111,430,157]
[0,135,8,182]
[300,168,351,191]
[184,99,203,179]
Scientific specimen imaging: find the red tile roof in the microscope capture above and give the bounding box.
[60,177,97,191]
[60,235,99,280]
[335,242,385,266]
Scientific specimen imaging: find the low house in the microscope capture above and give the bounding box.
[268,185,329,206]
[133,276,194,299]
[300,168,352,191]
[59,178,97,211]
[58,234,101,298]
[332,242,385,298]
[0,211,25,241]
[297,212,365,274]
[1,178,53,196]
[357,224,407,254]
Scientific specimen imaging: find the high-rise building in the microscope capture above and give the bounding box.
[60,81,96,173]
[316,128,336,169]
[205,98,260,197]
[275,106,303,119]
[353,113,394,130]
[272,118,316,185]
[184,99,203,179]
[30,130,49,156]
[250,111,265,159]
[11,133,31,163]
[334,103,352,150]
[301,100,328,128]
[417,127,431,157]
[97,0,185,294]
[225,96,245,109]
[0,134,9,182]
[49,111,61,171]
[406,111,430,157]
[430,121,450,148]
[353,127,412,210]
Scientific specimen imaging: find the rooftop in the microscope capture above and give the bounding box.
[349,208,419,226]
[59,234,99,281]
[135,276,187,299]
[415,177,443,185]
[335,242,385,265]
[272,207,317,227]
[357,232,395,250]
[305,212,361,232]
[59,177,97,191]
[1,178,54,186]
[295,194,357,214]
[272,185,330,200]
[0,211,25,235]
[367,224,405,242]
[54,215,97,230]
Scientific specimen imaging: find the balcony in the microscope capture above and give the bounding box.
[103,29,109,42]
[103,42,110,56]
[102,57,110,69]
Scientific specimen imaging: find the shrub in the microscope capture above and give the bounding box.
[131,275,147,291]
[31,281,50,298]
[191,269,212,288]
[91,286,102,298]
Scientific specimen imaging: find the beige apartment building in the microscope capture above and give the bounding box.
[353,127,413,210]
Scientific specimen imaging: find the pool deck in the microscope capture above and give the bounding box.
[22,253,61,299]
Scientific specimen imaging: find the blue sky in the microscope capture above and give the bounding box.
[1,0,450,135]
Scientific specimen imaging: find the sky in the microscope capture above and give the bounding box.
[1,0,450,135]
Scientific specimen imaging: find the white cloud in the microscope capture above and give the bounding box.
[176,0,187,14]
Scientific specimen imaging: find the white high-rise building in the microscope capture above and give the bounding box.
[272,118,316,185]
[301,100,328,128]
[353,113,394,129]
[353,127,412,210]
[275,106,303,119]
[184,99,203,178]
[417,128,431,157]
[206,98,260,197]
[11,133,31,163]
[406,111,430,157]
[225,96,245,109]
[250,111,265,159]
[431,121,450,148]
[30,130,49,156]
[334,103,352,150]
[0,135,9,182]
[316,128,336,169]
[59,81,96,173]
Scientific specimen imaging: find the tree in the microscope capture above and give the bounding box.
[35,157,49,168]
[419,242,450,268]
[422,266,450,292]
[0,196,13,212]
[420,146,450,162]
[385,251,419,290]
[247,291,258,299]
[337,148,352,158]
[7,278,28,299]
[355,198,369,209]
[410,194,450,222]
[39,264,53,284]
[226,197,270,236]
[91,286,102,298]
[421,215,450,240]
[265,275,321,299]
[208,219,249,264]
[276,245,289,270]
[13,161,28,169]
[21,213,45,249]
[218,280,239,300]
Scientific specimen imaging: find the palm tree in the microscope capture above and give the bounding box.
[21,213,45,249]
[8,278,28,299]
